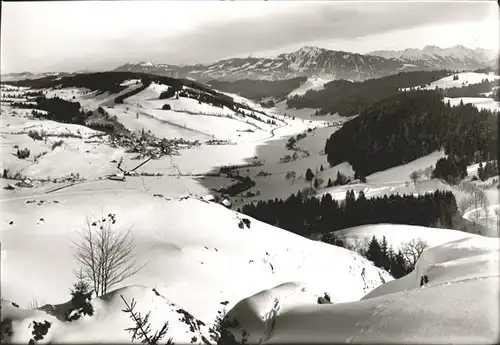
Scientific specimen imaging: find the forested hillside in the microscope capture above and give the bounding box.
[287,70,452,116]
[324,90,498,179]
[239,190,458,238]
[207,76,307,101]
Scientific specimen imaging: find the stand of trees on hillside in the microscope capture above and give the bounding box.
[207,77,307,101]
[493,88,500,101]
[443,79,498,98]
[324,90,498,180]
[239,189,458,238]
[12,96,87,125]
[323,234,428,279]
[287,70,452,116]
[8,72,184,95]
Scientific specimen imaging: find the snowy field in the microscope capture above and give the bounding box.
[287,76,333,97]
[401,72,500,91]
[444,96,500,112]
[333,223,477,251]
[223,234,499,344]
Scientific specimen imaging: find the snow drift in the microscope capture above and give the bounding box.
[223,234,499,344]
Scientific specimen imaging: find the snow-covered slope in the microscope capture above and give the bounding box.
[422,72,499,90]
[287,76,332,97]
[223,234,499,344]
[1,191,390,343]
[332,223,476,252]
[444,96,500,113]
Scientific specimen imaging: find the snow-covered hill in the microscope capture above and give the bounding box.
[413,72,500,90]
[0,192,391,343]
[222,234,499,344]
[332,223,477,252]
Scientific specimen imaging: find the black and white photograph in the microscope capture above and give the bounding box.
[0,0,499,343]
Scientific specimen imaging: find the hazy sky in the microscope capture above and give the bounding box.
[1,1,498,73]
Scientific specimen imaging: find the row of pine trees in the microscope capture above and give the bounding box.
[239,189,458,238]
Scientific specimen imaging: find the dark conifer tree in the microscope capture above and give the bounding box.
[366,236,383,267]
[66,276,94,321]
[305,168,314,182]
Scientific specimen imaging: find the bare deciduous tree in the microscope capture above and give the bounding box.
[471,187,488,228]
[458,195,474,215]
[409,170,421,186]
[423,166,434,180]
[495,208,500,235]
[401,238,429,267]
[285,171,296,181]
[72,213,144,297]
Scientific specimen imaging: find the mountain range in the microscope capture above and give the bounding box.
[113,45,497,82]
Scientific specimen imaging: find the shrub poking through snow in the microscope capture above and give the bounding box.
[317,293,332,304]
[28,130,44,141]
[121,295,174,345]
[65,274,94,321]
[419,275,429,287]
[16,148,30,159]
[241,218,251,229]
[209,305,227,343]
[26,295,45,309]
[28,320,51,345]
[51,140,64,151]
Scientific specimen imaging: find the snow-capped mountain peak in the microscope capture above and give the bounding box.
[369,45,496,71]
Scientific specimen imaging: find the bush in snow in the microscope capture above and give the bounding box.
[285,171,296,180]
[409,170,422,185]
[419,275,429,286]
[16,148,30,159]
[159,88,176,100]
[51,140,64,151]
[162,104,172,110]
[209,305,227,343]
[317,293,332,304]
[28,320,51,345]
[28,130,44,141]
